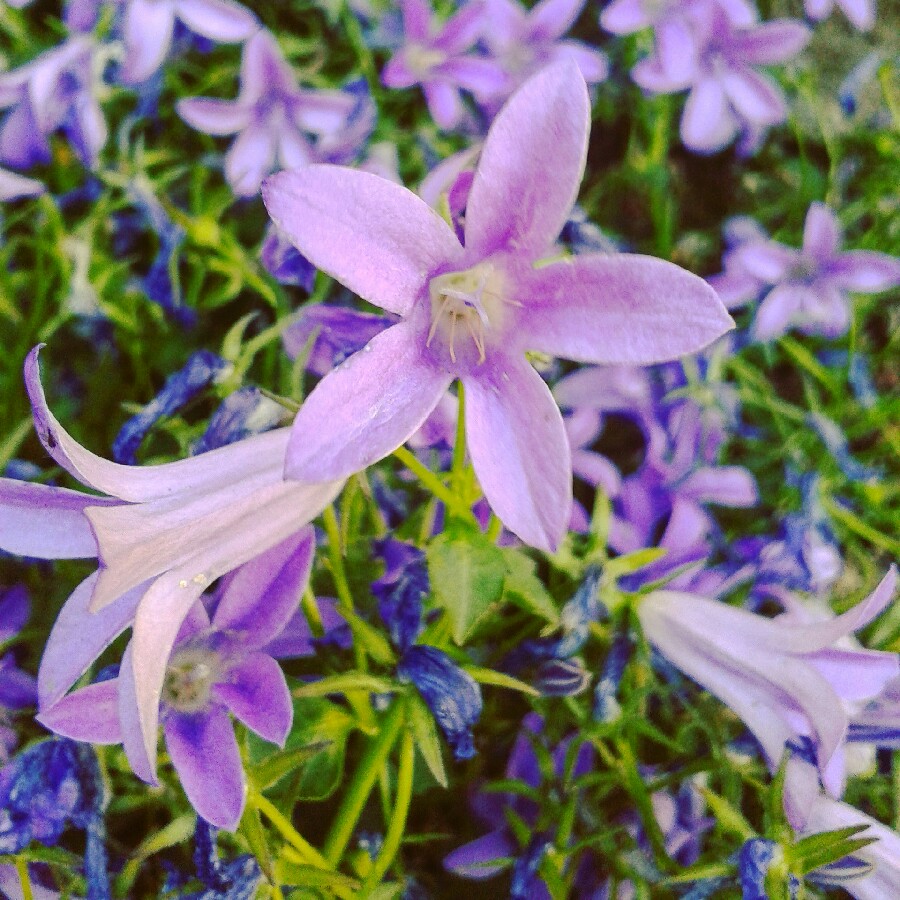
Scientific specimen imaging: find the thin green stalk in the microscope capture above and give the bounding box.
[451,383,467,491]
[359,729,416,896]
[15,857,33,900]
[251,793,331,871]
[393,445,473,519]
[323,697,408,866]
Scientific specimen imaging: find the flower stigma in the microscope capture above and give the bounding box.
[162,645,221,714]
[426,262,512,365]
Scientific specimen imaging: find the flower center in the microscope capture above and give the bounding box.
[162,646,221,714]
[405,45,447,79]
[426,262,511,365]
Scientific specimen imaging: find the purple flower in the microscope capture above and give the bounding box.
[480,0,609,100]
[731,203,900,341]
[262,62,733,551]
[381,0,510,129]
[178,30,373,196]
[372,539,428,653]
[0,36,107,169]
[0,348,342,781]
[259,223,316,291]
[638,568,899,829]
[802,796,900,899]
[631,3,810,154]
[39,531,318,829]
[0,586,37,763]
[805,0,876,31]
[192,387,286,455]
[119,0,258,85]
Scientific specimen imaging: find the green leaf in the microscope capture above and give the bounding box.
[293,672,396,699]
[428,526,506,645]
[463,665,540,697]
[406,693,448,788]
[789,824,877,876]
[274,860,360,891]
[250,741,336,791]
[605,548,668,578]
[500,547,560,624]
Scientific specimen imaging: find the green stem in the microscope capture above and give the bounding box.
[359,729,416,895]
[451,383,467,491]
[15,857,33,900]
[251,793,331,870]
[393,446,473,518]
[323,697,408,866]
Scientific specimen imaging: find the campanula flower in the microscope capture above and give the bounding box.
[118,0,258,85]
[259,223,316,291]
[0,347,342,778]
[192,387,285,455]
[639,568,898,829]
[372,539,428,653]
[263,62,732,551]
[0,586,37,763]
[178,30,374,196]
[39,532,317,829]
[381,0,509,129]
[805,0,875,31]
[0,36,107,169]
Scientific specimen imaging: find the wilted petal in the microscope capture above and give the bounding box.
[164,707,245,829]
[213,652,292,745]
[464,354,570,552]
[174,0,259,41]
[177,98,251,135]
[465,61,589,259]
[285,322,452,483]
[263,167,462,316]
[444,828,517,878]
[513,254,733,365]
[38,681,123,745]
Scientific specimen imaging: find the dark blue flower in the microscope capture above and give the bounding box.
[534,658,591,697]
[510,833,552,899]
[112,351,230,464]
[260,224,316,291]
[193,388,285,455]
[373,539,428,653]
[594,628,633,722]
[397,646,482,761]
[738,839,778,900]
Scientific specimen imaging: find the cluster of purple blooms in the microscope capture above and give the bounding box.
[1,0,899,897]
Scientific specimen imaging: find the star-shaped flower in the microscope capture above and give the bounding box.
[263,62,733,551]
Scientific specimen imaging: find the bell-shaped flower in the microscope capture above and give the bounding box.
[39,532,320,829]
[381,0,509,129]
[262,62,733,552]
[178,30,373,196]
[0,36,107,170]
[638,568,898,829]
[119,0,258,85]
[0,347,342,782]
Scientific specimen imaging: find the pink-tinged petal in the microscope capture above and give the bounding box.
[174,0,259,42]
[125,479,341,771]
[752,284,809,340]
[679,466,758,507]
[729,21,811,65]
[400,0,432,40]
[38,680,123,744]
[165,708,246,829]
[802,202,841,262]
[529,0,585,40]
[285,322,452,482]
[513,254,734,365]
[225,124,276,197]
[25,347,296,504]
[681,77,739,153]
[829,251,900,292]
[836,0,875,30]
[444,829,517,878]
[212,527,315,646]
[423,80,465,129]
[600,0,653,34]
[463,354,571,552]
[720,67,786,126]
[121,0,176,84]
[213,652,292,745]
[176,98,250,135]
[0,479,113,559]
[263,167,462,317]
[465,60,589,258]
[0,167,44,201]
[38,574,146,709]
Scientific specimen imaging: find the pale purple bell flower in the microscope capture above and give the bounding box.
[0,347,342,783]
[38,532,325,829]
[262,62,733,552]
[178,29,374,197]
[0,36,108,170]
[381,0,510,129]
[0,168,44,201]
